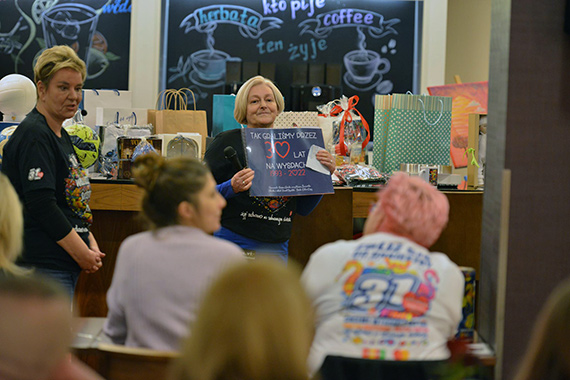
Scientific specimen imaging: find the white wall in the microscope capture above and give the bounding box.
[420,0,448,94]
[446,0,491,84]
[128,0,162,108]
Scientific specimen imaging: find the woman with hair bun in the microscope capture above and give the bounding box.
[103,154,244,351]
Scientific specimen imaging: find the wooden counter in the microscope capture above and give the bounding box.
[76,183,482,317]
[76,183,353,317]
[89,182,143,211]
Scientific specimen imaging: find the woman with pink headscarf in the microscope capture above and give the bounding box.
[301,173,464,375]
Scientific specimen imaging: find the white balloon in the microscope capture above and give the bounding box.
[0,74,37,122]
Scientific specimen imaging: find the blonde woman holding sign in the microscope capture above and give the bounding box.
[204,75,335,262]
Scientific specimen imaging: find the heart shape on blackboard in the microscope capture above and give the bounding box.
[274,141,290,158]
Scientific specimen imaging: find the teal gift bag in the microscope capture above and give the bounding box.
[383,93,452,174]
[212,94,243,137]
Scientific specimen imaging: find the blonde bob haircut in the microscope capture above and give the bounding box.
[234,75,284,125]
[169,259,314,380]
[0,173,28,276]
[34,45,87,88]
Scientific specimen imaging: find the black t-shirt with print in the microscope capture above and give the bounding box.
[2,108,92,272]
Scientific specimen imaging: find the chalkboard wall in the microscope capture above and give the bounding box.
[0,0,131,89]
[165,0,422,139]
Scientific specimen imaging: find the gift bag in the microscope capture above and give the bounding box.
[317,95,370,157]
[316,114,334,153]
[383,93,452,174]
[212,94,242,137]
[80,89,132,129]
[372,94,393,172]
[96,107,149,127]
[148,88,207,149]
[274,111,319,128]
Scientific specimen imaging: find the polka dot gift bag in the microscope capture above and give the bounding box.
[382,93,452,174]
[372,94,393,173]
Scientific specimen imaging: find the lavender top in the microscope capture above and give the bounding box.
[103,225,244,351]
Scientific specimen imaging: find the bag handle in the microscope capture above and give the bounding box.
[418,97,444,126]
[178,88,197,111]
[155,89,178,110]
[169,90,187,111]
[155,88,197,111]
[338,96,370,156]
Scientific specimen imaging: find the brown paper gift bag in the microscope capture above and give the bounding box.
[148,88,207,149]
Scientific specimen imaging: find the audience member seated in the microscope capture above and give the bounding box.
[0,275,103,380]
[301,172,464,375]
[0,173,29,277]
[104,154,244,351]
[513,278,570,380]
[168,259,314,380]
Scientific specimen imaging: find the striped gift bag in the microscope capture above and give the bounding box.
[372,94,393,172]
[383,93,452,174]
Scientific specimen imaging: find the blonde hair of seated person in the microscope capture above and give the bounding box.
[0,173,29,276]
[513,278,570,380]
[169,259,314,380]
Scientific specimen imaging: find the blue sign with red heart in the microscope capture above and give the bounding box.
[242,128,334,197]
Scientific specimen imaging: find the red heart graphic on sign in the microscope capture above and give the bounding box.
[274,141,290,158]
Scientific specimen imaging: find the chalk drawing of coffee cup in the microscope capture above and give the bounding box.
[343,50,390,84]
[190,49,233,82]
[42,4,100,72]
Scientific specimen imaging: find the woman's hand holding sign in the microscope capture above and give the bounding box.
[316,149,336,174]
[231,168,255,193]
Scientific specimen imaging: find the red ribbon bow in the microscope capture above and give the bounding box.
[330,96,370,156]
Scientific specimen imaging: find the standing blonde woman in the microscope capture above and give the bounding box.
[0,173,28,277]
[169,259,315,380]
[1,45,104,297]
